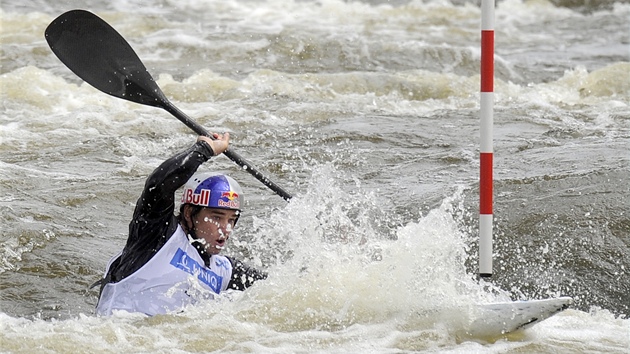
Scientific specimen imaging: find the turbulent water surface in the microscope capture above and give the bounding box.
[1,0,629,353]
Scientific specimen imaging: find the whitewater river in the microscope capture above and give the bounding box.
[1,0,629,352]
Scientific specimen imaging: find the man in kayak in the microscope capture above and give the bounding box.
[94,133,266,316]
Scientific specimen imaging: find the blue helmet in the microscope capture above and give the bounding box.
[180,172,243,211]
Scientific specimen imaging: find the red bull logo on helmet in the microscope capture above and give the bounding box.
[218,191,240,209]
[182,188,211,206]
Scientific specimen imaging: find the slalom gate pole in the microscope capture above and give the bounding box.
[479,0,495,278]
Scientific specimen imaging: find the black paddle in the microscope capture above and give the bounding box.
[45,9,293,201]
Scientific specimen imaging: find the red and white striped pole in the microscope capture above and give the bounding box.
[479,0,494,278]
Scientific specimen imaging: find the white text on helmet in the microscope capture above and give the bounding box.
[182,188,210,206]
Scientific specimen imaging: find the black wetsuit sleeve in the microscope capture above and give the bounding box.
[226,257,268,291]
[106,141,215,283]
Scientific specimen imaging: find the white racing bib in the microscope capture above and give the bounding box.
[96,225,232,316]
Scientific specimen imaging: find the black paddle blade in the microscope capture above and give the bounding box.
[45,9,167,108]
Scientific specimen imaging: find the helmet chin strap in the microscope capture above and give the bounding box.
[182,219,212,267]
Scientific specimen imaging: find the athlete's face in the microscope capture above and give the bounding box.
[187,207,239,255]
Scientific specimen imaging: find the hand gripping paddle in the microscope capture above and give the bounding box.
[45,9,293,201]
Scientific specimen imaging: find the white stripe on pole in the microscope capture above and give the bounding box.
[481,0,495,30]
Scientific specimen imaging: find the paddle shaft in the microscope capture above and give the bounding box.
[162,101,293,201]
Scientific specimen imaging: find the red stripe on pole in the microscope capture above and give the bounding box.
[480,152,493,214]
[481,30,494,93]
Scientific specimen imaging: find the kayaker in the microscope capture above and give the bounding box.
[94,133,267,316]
